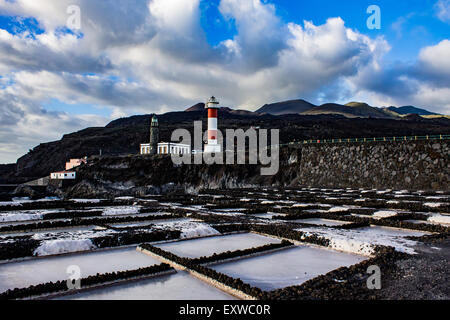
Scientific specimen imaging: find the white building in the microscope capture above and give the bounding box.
[140,143,152,155]
[157,142,191,155]
[50,171,76,180]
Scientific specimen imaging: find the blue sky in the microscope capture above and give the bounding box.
[200,0,448,62]
[0,0,449,163]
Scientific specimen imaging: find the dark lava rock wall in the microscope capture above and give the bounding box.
[64,140,448,198]
[296,140,449,190]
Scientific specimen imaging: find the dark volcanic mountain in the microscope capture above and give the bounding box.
[302,102,396,119]
[256,100,441,119]
[256,99,317,115]
[385,106,439,116]
[1,102,449,184]
[186,103,257,116]
[185,103,205,112]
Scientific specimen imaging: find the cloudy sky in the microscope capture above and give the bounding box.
[0,0,449,163]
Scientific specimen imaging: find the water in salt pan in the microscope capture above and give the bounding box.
[297,225,431,255]
[404,220,441,226]
[0,208,65,223]
[360,226,429,238]
[151,219,220,239]
[155,233,280,258]
[110,217,184,228]
[292,218,351,227]
[209,208,246,216]
[0,247,159,293]
[252,213,285,219]
[56,271,236,300]
[102,206,141,216]
[0,218,71,227]
[0,225,96,238]
[211,245,365,291]
[0,212,43,223]
[71,199,105,203]
[152,218,196,225]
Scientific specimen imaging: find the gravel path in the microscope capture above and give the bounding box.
[377,237,450,300]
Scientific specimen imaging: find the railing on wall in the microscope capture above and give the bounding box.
[280,134,450,147]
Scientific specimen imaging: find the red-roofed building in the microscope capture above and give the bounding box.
[65,157,87,170]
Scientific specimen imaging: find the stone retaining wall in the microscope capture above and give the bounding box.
[294,141,449,190]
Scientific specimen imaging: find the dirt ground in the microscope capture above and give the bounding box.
[377,236,450,300]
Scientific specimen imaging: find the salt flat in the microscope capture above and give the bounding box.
[155,233,280,258]
[56,271,237,300]
[298,225,431,255]
[211,245,365,291]
[292,218,351,227]
[0,247,159,293]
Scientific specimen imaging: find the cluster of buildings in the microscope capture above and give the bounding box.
[49,96,221,180]
[140,96,221,156]
[50,157,87,180]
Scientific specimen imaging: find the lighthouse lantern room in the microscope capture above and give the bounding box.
[204,96,222,153]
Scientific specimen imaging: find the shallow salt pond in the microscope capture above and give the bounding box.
[404,220,441,226]
[0,207,104,224]
[405,219,449,226]
[291,218,351,227]
[297,225,431,255]
[210,245,366,291]
[251,212,285,219]
[155,233,281,258]
[210,208,246,216]
[102,206,141,216]
[110,217,186,228]
[0,218,71,227]
[56,271,237,300]
[360,226,430,238]
[0,247,159,293]
[0,209,63,223]
[0,225,97,238]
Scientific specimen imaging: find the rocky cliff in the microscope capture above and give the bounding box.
[3,109,449,184]
[63,140,449,198]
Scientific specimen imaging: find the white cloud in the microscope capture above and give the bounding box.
[435,0,450,23]
[347,39,450,113]
[218,0,287,70]
[418,39,450,84]
[0,85,107,163]
[0,0,448,163]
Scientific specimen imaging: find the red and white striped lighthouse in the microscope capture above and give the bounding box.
[204,96,221,153]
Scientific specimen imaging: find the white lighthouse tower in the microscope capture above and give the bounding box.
[204,96,221,153]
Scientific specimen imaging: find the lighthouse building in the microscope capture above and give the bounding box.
[140,115,159,155]
[204,96,222,153]
[140,115,191,155]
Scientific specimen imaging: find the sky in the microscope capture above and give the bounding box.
[0,0,449,163]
